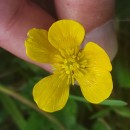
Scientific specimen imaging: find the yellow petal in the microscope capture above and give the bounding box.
[75,67,113,103]
[48,20,85,50]
[25,28,58,63]
[80,42,112,71]
[33,74,69,112]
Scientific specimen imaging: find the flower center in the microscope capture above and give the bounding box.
[63,55,79,73]
[53,49,87,85]
[59,54,78,85]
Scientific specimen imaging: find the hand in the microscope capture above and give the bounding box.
[0,0,117,72]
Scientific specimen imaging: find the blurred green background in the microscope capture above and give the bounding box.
[0,0,130,130]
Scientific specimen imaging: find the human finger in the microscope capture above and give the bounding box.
[0,0,55,71]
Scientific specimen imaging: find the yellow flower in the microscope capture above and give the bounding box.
[25,19,113,112]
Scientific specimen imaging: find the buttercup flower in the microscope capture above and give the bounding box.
[25,19,113,112]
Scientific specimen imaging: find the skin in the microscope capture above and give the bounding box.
[55,0,114,31]
[0,0,116,71]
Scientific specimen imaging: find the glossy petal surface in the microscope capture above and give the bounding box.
[33,74,69,112]
[80,42,112,71]
[25,28,58,63]
[48,20,85,50]
[75,67,113,103]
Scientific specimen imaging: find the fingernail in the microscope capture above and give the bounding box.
[82,20,118,60]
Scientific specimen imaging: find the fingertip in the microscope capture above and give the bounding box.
[54,0,115,31]
[82,20,118,60]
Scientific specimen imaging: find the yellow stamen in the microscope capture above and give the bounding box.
[53,49,87,85]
